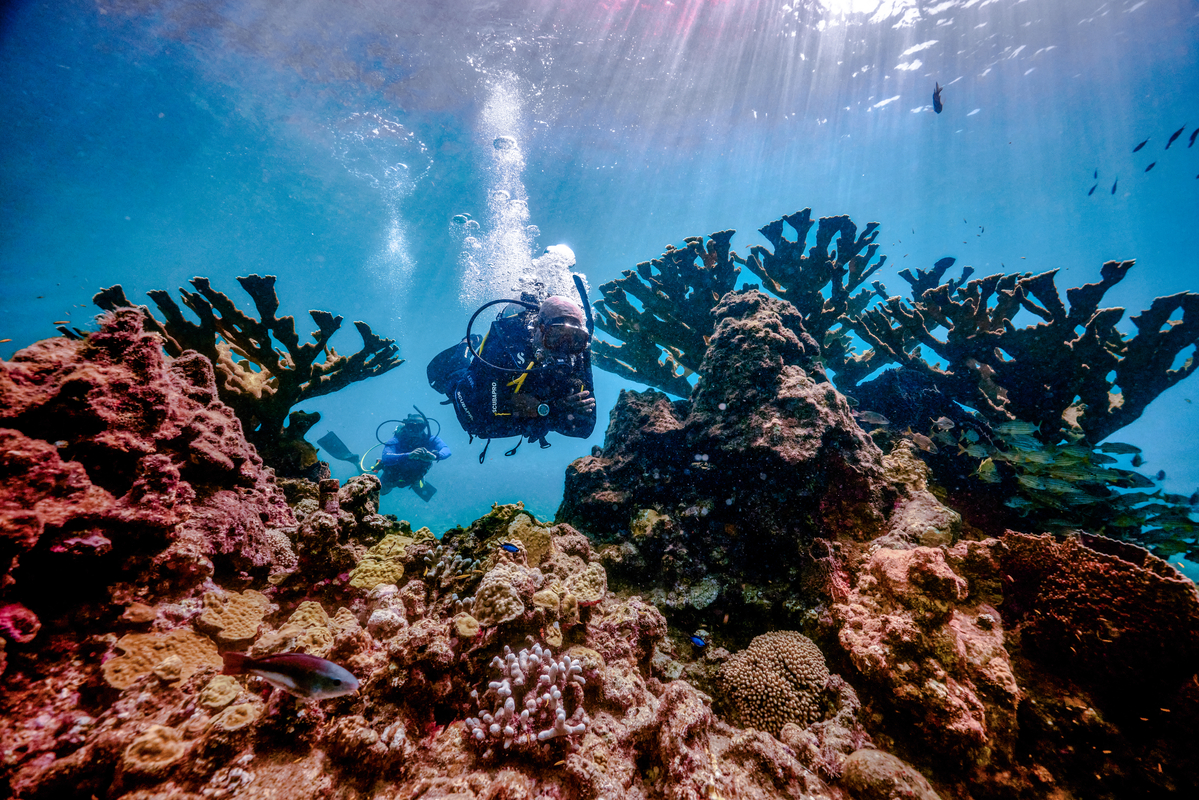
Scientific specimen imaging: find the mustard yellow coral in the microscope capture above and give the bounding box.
[506,514,552,567]
[199,588,271,641]
[199,675,242,709]
[120,725,187,778]
[102,629,222,690]
[349,533,411,590]
[565,562,608,606]
[473,581,525,626]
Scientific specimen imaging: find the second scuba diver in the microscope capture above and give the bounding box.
[373,411,450,499]
[426,277,597,460]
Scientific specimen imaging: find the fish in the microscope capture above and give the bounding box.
[962,429,980,443]
[933,82,944,114]
[907,430,938,453]
[689,635,707,648]
[1165,125,1185,149]
[1145,162,1156,172]
[854,411,890,426]
[964,443,989,459]
[1111,178,1118,194]
[1005,434,1044,452]
[1190,129,1199,148]
[1155,470,1166,481]
[0,338,10,343]
[1017,474,1045,490]
[1189,491,1199,505]
[1133,138,1149,152]
[976,458,1000,483]
[932,416,955,431]
[1098,441,1141,455]
[994,420,1040,436]
[1087,184,1097,196]
[222,651,358,700]
[1093,169,1098,179]
[1131,454,1145,467]
[499,542,521,553]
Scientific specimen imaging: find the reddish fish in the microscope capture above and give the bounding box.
[222,651,359,700]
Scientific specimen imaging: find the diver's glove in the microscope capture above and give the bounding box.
[408,447,437,463]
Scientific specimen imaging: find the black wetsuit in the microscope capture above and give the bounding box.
[428,312,596,446]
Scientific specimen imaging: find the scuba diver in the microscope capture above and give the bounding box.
[426,275,597,460]
[316,407,450,502]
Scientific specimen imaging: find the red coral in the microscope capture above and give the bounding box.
[0,310,296,611]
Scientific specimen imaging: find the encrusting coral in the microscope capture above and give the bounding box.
[86,275,403,478]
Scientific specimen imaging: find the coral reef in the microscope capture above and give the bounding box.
[561,290,896,619]
[3,215,1198,800]
[89,275,403,477]
[0,309,296,618]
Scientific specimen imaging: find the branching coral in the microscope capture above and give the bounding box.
[464,641,589,754]
[854,260,1199,443]
[89,276,403,476]
[592,230,738,396]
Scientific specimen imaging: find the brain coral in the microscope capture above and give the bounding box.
[718,630,830,736]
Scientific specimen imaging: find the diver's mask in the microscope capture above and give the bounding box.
[540,317,591,354]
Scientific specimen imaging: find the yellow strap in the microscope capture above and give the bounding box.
[507,361,534,393]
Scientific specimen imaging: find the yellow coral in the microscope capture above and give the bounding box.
[532,588,561,612]
[102,629,222,690]
[565,562,608,606]
[717,631,830,736]
[472,581,525,626]
[349,533,411,590]
[506,514,552,567]
[121,725,187,777]
[199,675,241,710]
[453,613,481,639]
[210,701,262,732]
[199,588,271,641]
[252,600,335,657]
[631,508,666,539]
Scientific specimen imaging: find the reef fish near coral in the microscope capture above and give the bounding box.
[222,651,359,700]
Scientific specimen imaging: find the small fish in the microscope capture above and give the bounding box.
[1017,474,1045,490]
[854,411,891,426]
[1145,162,1156,172]
[499,542,520,553]
[1111,178,1118,194]
[1165,125,1185,149]
[689,635,707,648]
[976,458,1000,483]
[1087,184,1097,196]
[1097,441,1142,455]
[962,429,980,443]
[1155,470,1166,481]
[907,430,938,453]
[1131,454,1145,467]
[1190,129,1199,148]
[222,651,358,700]
[0,338,10,343]
[53,320,69,325]
[932,416,955,431]
[1133,138,1149,152]
[1093,169,1098,179]
[994,420,1039,436]
[933,82,944,114]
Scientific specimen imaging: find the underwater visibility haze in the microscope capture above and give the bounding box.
[2,1,1199,798]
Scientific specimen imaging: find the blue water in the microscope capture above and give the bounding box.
[2,0,1197,560]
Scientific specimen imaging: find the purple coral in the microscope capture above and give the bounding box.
[465,641,589,753]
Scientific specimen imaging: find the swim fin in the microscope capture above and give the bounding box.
[411,479,437,503]
[316,432,360,465]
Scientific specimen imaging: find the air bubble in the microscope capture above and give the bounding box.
[718,403,727,411]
